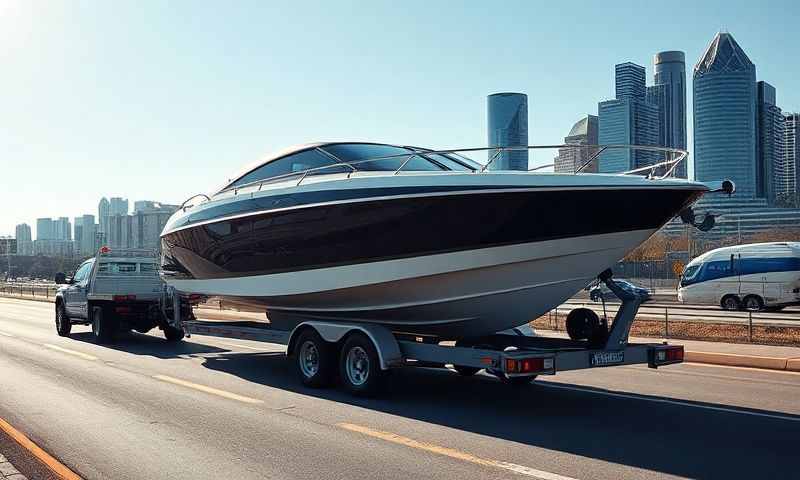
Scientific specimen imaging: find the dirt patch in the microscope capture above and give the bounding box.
[532,312,800,347]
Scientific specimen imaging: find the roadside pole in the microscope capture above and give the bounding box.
[748,311,753,343]
[664,307,669,338]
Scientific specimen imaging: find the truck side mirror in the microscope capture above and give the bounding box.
[54,272,66,284]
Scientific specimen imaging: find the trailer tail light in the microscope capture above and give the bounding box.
[505,356,555,375]
[113,294,137,302]
[649,345,684,368]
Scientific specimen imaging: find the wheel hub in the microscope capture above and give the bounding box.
[298,340,320,378]
[346,346,369,386]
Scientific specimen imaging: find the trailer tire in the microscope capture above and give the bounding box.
[55,302,71,337]
[91,306,115,344]
[742,295,763,311]
[720,295,740,311]
[293,329,335,388]
[163,326,184,342]
[339,332,385,397]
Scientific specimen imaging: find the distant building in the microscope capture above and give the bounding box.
[756,81,784,203]
[0,237,17,256]
[15,224,32,255]
[487,92,529,170]
[54,217,72,241]
[777,113,800,203]
[33,240,74,257]
[107,213,133,250]
[36,218,54,241]
[615,62,646,101]
[74,217,83,256]
[693,32,757,197]
[651,51,687,178]
[106,202,178,251]
[109,197,129,217]
[98,197,110,234]
[555,115,599,173]
[80,214,97,256]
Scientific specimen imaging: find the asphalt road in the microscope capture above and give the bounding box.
[0,297,798,480]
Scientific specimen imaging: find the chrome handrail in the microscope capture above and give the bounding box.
[212,144,689,197]
[179,193,211,211]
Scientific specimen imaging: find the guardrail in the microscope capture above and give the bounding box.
[0,283,58,299]
[539,300,800,346]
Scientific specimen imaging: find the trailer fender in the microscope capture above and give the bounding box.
[288,322,403,370]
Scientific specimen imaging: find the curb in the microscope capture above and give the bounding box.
[685,351,800,372]
[0,295,53,304]
[0,417,81,480]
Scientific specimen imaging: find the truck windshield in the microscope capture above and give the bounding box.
[680,264,700,286]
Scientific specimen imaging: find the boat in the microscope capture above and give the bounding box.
[160,142,711,338]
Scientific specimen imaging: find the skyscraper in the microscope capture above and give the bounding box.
[651,51,687,178]
[554,115,599,173]
[14,224,32,256]
[756,81,784,203]
[36,218,54,240]
[109,197,129,216]
[80,214,97,256]
[777,113,799,203]
[598,62,660,173]
[487,93,529,170]
[615,62,646,100]
[98,197,110,234]
[693,32,757,197]
[54,217,72,241]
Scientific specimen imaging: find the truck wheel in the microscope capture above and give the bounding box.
[743,295,763,311]
[163,326,184,342]
[293,329,335,388]
[91,306,115,343]
[720,295,740,311]
[55,303,71,337]
[339,332,385,397]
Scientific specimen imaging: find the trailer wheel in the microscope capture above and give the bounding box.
[91,306,115,344]
[55,302,71,337]
[163,326,184,342]
[743,295,763,311]
[720,295,740,311]
[566,308,601,341]
[293,329,335,388]
[339,332,385,397]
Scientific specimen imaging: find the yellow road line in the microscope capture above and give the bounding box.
[336,423,578,480]
[0,416,82,480]
[152,374,264,404]
[43,344,98,361]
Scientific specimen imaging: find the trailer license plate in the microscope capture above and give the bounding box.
[590,351,624,366]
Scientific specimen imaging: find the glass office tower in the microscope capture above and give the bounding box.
[756,81,784,203]
[652,51,687,178]
[693,32,757,197]
[487,93,529,170]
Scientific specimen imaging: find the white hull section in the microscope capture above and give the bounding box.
[169,228,656,337]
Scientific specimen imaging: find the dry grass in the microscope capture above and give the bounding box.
[532,312,800,347]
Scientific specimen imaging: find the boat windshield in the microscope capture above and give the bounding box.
[321,144,444,172]
[225,143,478,191]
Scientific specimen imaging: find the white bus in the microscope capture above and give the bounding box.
[678,242,800,311]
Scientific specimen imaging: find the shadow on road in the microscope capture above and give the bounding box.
[67,331,228,358]
[202,350,798,480]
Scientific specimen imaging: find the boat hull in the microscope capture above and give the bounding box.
[161,174,704,338]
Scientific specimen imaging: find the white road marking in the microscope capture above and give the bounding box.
[337,423,579,480]
[152,374,264,404]
[43,344,98,361]
[0,331,16,337]
[541,382,800,422]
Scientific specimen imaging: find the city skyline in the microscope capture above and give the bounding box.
[2,1,800,236]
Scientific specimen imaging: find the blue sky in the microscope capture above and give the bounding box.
[1,0,799,236]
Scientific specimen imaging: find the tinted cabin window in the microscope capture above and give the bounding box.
[230,149,346,188]
[322,144,444,172]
